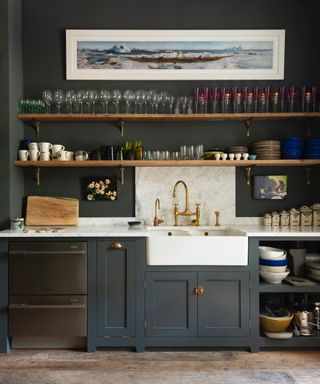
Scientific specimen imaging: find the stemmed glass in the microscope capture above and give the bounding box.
[111,89,122,113]
[174,98,180,114]
[179,96,188,114]
[76,90,85,114]
[53,90,65,114]
[123,89,135,113]
[42,90,53,113]
[135,89,144,113]
[99,89,111,114]
[65,90,75,114]
[152,93,161,114]
[83,90,91,113]
[186,96,193,114]
[159,91,168,113]
[165,95,175,114]
[143,91,151,114]
[89,89,99,114]
[149,89,157,113]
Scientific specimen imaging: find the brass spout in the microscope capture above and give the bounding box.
[172,180,200,226]
[153,198,164,226]
[173,180,189,212]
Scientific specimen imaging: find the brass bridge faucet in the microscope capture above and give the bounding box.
[153,198,164,226]
[173,180,200,226]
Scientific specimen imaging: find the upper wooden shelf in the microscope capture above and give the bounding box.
[14,159,320,167]
[17,112,320,122]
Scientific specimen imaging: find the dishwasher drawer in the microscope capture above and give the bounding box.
[9,295,87,337]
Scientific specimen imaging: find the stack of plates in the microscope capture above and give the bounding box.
[282,137,303,159]
[251,140,281,160]
[306,261,320,281]
[303,139,320,159]
[227,146,248,154]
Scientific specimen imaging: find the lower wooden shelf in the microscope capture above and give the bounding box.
[259,335,320,348]
[13,159,320,167]
[259,283,320,293]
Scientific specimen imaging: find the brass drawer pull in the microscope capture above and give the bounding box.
[111,243,123,249]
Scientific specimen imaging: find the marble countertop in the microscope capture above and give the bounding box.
[1,222,320,238]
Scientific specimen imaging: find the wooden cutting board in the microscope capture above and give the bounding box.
[25,196,79,226]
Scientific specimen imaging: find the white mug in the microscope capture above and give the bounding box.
[228,153,234,160]
[52,144,65,158]
[39,142,52,152]
[214,153,221,160]
[242,153,249,160]
[56,150,73,161]
[235,153,242,160]
[29,149,40,161]
[40,151,51,161]
[221,153,228,160]
[18,149,29,161]
[28,142,38,150]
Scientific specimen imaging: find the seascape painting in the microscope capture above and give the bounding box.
[66,30,285,80]
[253,175,288,200]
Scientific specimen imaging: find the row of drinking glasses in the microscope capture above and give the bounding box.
[41,89,194,114]
[143,145,203,160]
[194,86,320,113]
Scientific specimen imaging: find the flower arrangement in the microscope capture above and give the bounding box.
[86,177,117,201]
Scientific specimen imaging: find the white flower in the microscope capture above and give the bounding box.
[110,196,115,200]
[113,191,117,196]
[88,182,95,189]
[87,194,94,201]
[95,183,100,189]
[105,179,111,185]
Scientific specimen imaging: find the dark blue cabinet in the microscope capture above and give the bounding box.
[197,272,250,337]
[145,272,197,337]
[145,271,250,339]
[96,240,136,337]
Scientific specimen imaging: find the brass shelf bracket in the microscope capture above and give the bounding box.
[306,167,312,186]
[29,119,41,137]
[34,167,40,187]
[244,118,253,137]
[244,166,254,186]
[116,119,125,137]
[119,166,125,186]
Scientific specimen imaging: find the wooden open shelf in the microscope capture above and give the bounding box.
[259,282,320,293]
[14,159,320,168]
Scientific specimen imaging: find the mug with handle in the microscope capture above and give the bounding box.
[39,142,53,152]
[18,149,29,161]
[29,149,40,161]
[52,144,65,158]
[40,152,51,161]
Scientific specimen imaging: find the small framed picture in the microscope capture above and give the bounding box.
[253,175,287,200]
[83,176,117,201]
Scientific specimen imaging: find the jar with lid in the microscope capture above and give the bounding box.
[263,213,272,226]
[271,211,280,226]
[311,203,320,226]
[280,210,290,227]
[299,205,313,226]
[10,217,24,231]
[289,208,300,226]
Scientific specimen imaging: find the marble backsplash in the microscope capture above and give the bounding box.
[135,167,261,226]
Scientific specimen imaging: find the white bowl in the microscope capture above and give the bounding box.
[260,252,287,261]
[259,246,286,259]
[259,269,290,284]
[260,265,288,273]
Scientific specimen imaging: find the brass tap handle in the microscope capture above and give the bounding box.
[194,285,205,295]
[111,243,123,249]
[214,210,221,227]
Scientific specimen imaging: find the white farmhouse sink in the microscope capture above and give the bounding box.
[146,227,248,266]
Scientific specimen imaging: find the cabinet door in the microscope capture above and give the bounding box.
[145,272,197,337]
[96,240,135,337]
[198,272,250,337]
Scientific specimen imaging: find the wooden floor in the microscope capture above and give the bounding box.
[0,349,320,384]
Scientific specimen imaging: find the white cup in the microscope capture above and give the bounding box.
[75,150,89,161]
[18,149,29,161]
[235,153,242,160]
[29,149,40,161]
[52,144,65,158]
[228,153,234,160]
[214,153,221,160]
[39,142,52,152]
[40,151,51,161]
[242,153,249,160]
[28,142,38,150]
[56,150,73,161]
[221,153,228,160]
[66,151,74,161]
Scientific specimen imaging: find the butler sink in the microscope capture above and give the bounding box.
[146,227,248,266]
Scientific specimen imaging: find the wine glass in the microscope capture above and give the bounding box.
[65,90,75,114]
[42,90,53,113]
[111,89,122,113]
[53,90,65,114]
[152,93,161,114]
[76,90,85,114]
[186,96,193,114]
[83,90,91,113]
[149,89,157,113]
[143,90,151,114]
[159,91,168,113]
[99,89,111,114]
[123,89,135,113]
[179,96,188,114]
[88,89,99,114]
[174,97,180,114]
[135,89,144,113]
[165,95,175,114]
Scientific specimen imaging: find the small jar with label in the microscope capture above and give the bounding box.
[289,208,300,226]
[263,213,272,226]
[280,210,290,227]
[311,203,320,226]
[271,211,280,226]
[10,217,24,231]
[299,205,313,226]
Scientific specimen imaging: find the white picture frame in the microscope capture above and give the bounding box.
[66,29,285,80]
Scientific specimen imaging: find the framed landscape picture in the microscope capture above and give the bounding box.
[66,29,285,80]
[253,175,288,200]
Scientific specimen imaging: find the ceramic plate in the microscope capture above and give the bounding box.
[284,276,318,286]
[264,331,293,339]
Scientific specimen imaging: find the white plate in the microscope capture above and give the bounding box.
[264,331,293,339]
[285,276,318,286]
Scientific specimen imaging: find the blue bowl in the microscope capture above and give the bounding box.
[259,258,288,266]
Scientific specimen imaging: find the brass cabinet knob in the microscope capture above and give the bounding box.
[111,243,123,249]
[194,285,205,295]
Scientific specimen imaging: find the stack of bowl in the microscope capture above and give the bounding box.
[251,140,281,160]
[306,260,320,282]
[260,312,294,338]
[259,246,290,284]
[281,137,303,159]
[303,139,320,159]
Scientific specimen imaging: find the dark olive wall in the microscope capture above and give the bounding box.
[20,0,320,217]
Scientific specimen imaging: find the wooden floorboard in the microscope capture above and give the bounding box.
[0,350,319,384]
